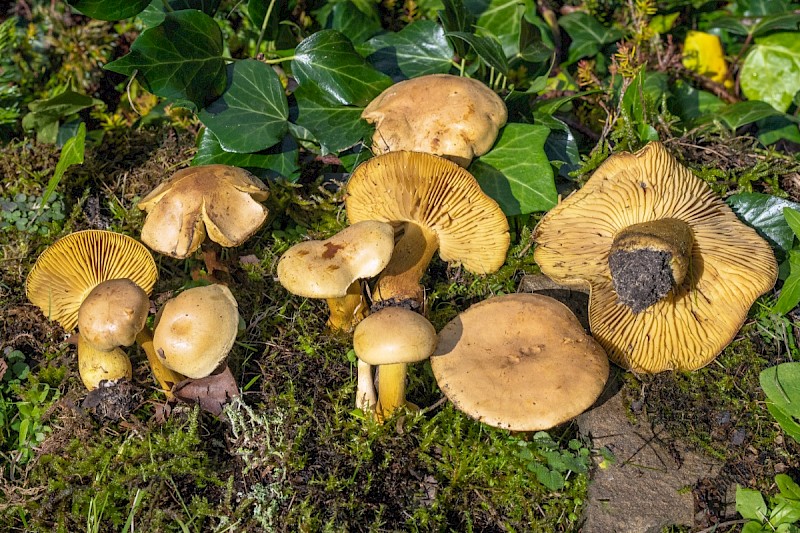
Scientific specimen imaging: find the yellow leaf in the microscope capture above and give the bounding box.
[682,31,733,89]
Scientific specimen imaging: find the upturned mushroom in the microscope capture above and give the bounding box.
[353,306,437,421]
[345,151,510,309]
[362,74,508,167]
[138,164,270,259]
[153,284,239,379]
[25,230,161,389]
[277,221,395,331]
[534,141,778,372]
[430,293,609,431]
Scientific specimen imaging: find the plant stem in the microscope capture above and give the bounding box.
[254,0,278,56]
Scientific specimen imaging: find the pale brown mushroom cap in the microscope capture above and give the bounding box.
[345,151,510,275]
[277,221,395,298]
[138,164,270,258]
[26,230,157,331]
[533,142,778,372]
[78,279,150,351]
[153,284,239,379]
[362,74,508,167]
[353,307,437,365]
[430,293,609,431]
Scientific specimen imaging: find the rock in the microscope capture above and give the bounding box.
[577,378,725,532]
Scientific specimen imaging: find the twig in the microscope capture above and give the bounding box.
[693,518,749,533]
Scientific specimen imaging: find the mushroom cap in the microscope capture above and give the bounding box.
[153,284,239,379]
[362,74,508,167]
[353,307,437,365]
[26,230,158,331]
[345,151,510,275]
[430,293,609,431]
[533,142,778,372]
[138,164,270,258]
[277,221,395,298]
[78,279,150,351]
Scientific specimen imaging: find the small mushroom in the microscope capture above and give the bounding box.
[346,151,510,308]
[153,284,239,379]
[430,293,609,431]
[353,307,437,421]
[534,141,778,372]
[138,164,270,259]
[362,74,508,167]
[26,230,159,390]
[277,221,395,331]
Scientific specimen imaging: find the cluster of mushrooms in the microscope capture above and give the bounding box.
[25,73,779,433]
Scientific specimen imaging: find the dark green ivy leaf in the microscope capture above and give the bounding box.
[105,10,226,109]
[328,1,382,45]
[362,21,455,80]
[469,123,555,215]
[292,83,371,154]
[727,192,800,253]
[198,59,289,154]
[66,0,151,20]
[447,31,509,74]
[558,12,623,64]
[193,129,299,181]
[291,30,392,107]
[139,0,221,27]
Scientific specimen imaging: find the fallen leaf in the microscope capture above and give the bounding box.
[173,365,240,416]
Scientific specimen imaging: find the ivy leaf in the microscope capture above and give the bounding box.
[727,192,800,253]
[362,21,455,80]
[469,123,555,215]
[466,0,531,57]
[439,0,471,58]
[327,1,382,45]
[66,0,150,20]
[292,83,371,154]
[193,129,299,181]
[105,10,227,109]
[741,32,800,112]
[140,0,221,27]
[291,30,392,107]
[558,12,623,64]
[198,59,288,154]
[718,100,793,130]
[447,31,508,74]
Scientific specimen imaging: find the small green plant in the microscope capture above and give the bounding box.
[736,474,800,532]
[0,191,65,234]
[512,432,591,492]
[760,362,800,443]
[774,207,800,315]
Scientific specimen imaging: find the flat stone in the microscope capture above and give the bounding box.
[577,381,724,533]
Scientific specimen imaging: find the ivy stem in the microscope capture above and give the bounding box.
[254,0,279,56]
[161,0,173,12]
[261,56,296,64]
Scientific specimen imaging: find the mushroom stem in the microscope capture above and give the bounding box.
[608,218,694,313]
[77,334,132,390]
[136,327,185,398]
[325,281,368,332]
[356,359,377,412]
[374,223,439,306]
[374,362,409,422]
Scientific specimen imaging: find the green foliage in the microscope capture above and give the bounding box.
[0,192,65,234]
[740,32,800,113]
[21,90,101,144]
[736,474,800,532]
[760,363,800,443]
[513,432,591,493]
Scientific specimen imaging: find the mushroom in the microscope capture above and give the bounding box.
[153,284,239,379]
[277,221,395,331]
[362,74,508,167]
[353,306,437,420]
[533,141,778,373]
[25,230,160,389]
[430,293,609,431]
[345,151,510,308]
[137,164,270,259]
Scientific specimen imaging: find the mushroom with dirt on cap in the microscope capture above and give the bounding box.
[24,230,179,391]
[431,293,610,431]
[533,141,778,373]
[345,151,510,309]
[153,284,240,380]
[362,74,507,167]
[353,306,438,420]
[277,220,395,332]
[137,164,270,259]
